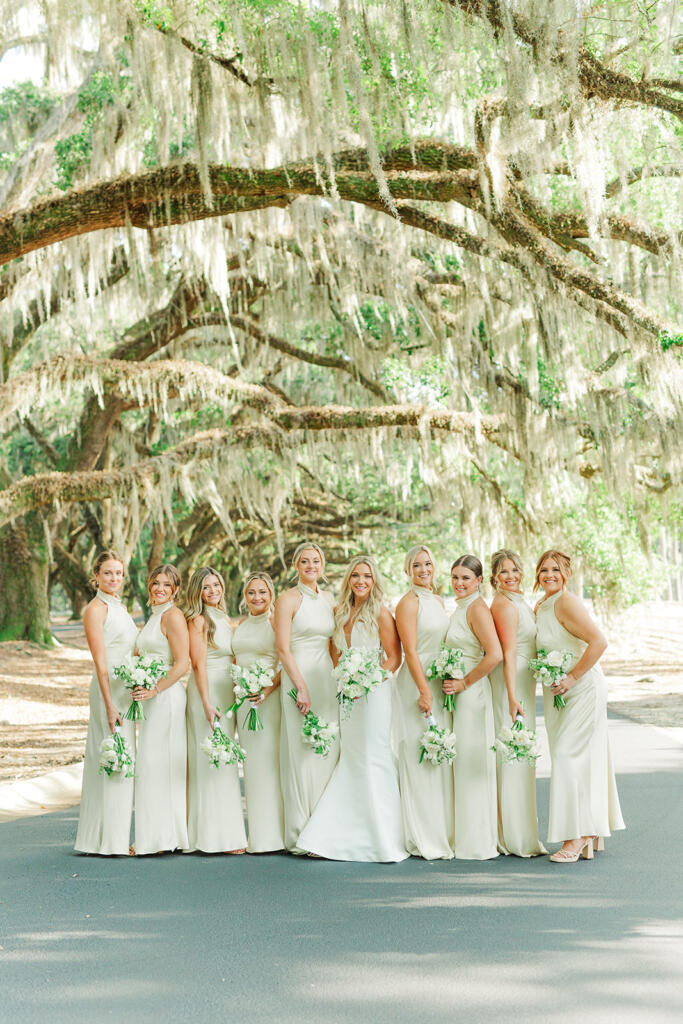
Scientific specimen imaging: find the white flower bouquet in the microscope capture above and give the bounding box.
[114,653,169,721]
[530,648,575,709]
[97,725,134,778]
[419,715,457,766]
[492,713,541,765]
[427,644,466,711]
[229,660,274,731]
[288,689,339,757]
[332,646,388,719]
[201,717,247,769]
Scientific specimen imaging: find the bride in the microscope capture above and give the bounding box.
[297,555,407,862]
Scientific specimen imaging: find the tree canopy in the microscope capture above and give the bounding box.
[0,0,681,635]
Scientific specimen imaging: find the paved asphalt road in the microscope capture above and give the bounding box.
[2,713,682,1024]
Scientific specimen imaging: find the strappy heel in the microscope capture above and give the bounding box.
[549,837,594,863]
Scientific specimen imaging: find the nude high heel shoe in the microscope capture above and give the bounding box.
[549,837,594,863]
[593,836,605,852]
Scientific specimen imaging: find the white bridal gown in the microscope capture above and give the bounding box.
[134,601,189,855]
[536,592,625,844]
[75,590,138,855]
[446,592,498,860]
[394,584,453,860]
[280,582,338,851]
[186,608,247,853]
[297,617,409,862]
[490,591,546,857]
[232,612,284,853]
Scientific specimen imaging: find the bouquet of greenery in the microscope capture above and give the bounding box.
[419,715,457,766]
[427,644,466,711]
[530,648,575,709]
[492,712,541,765]
[98,725,134,778]
[332,647,388,719]
[288,689,338,757]
[229,660,274,731]
[113,654,169,721]
[201,716,247,769]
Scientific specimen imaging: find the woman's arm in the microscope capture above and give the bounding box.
[83,599,122,733]
[395,593,432,715]
[379,606,402,674]
[490,595,523,720]
[443,600,502,694]
[555,592,607,688]
[273,590,310,713]
[134,608,190,701]
[188,614,217,726]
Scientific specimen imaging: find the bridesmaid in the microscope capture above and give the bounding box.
[534,549,625,862]
[298,555,407,862]
[443,554,502,860]
[394,544,453,860]
[489,549,546,857]
[133,564,189,856]
[232,572,284,853]
[185,566,247,854]
[274,541,337,852]
[75,550,138,855]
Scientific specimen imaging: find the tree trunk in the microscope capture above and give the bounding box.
[0,515,52,644]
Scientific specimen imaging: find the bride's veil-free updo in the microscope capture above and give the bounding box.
[333,555,385,650]
[403,544,438,581]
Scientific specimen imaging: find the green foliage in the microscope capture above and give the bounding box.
[659,332,683,352]
[0,81,56,170]
[55,69,129,190]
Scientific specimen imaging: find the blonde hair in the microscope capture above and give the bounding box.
[291,541,327,582]
[147,563,182,606]
[184,567,227,649]
[490,549,524,590]
[240,572,276,615]
[533,549,572,591]
[90,549,124,590]
[333,555,385,650]
[403,544,438,580]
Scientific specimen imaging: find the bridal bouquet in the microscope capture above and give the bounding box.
[427,644,466,711]
[530,648,574,709]
[201,717,247,769]
[419,715,457,766]
[114,654,169,721]
[229,660,274,731]
[288,689,339,757]
[98,725,134,778]
[492,713,541,765]
[332,647,388,719]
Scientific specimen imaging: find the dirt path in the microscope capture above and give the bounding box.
[1,603,681,784]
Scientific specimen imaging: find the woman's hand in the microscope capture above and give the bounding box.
[417,689,433,716]
[105,703,123,733]
[508,696,524,721]
[295,685,311,715]
[259,684,276,703]
[132,684,159,701]
[203,703,219,727]
[551,672,577,697]
[442,677,467,695]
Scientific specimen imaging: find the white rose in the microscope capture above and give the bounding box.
[546,650,565,668]
[500,727,514,743]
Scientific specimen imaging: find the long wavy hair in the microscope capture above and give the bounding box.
[184,566,228,649]
[239,572,276,615]
[333,555,385,650]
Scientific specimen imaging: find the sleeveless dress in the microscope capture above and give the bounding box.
[186,607,247,853]
[297,617,409,862]
[536,592,625,843]
[394,584,453,860]
[75,591,138,855]
[134,601,189,855]
[446,592,498,860]
[490,591,546,857]
[232,612,284,853]
[280,582,338,851]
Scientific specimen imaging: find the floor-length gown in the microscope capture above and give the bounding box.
[490,591,546,857]
[75,591,138,855]
[297,617,409,862]
[536,592,625,844]
[232,612,284,853]
[446,592,498,860]
[280,582,337,852]
[186,608,247,853]
[394,584,453,860]
[134,602,188,855]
